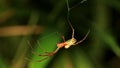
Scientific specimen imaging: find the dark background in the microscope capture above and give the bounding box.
[0,0,120,68]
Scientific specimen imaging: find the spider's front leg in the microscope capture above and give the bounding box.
[39,47,61,56]
[38,52,55,56]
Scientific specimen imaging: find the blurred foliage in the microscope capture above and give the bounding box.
[0,0,120,68]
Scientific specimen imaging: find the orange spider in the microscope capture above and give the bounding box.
[34,22,90,62]
[28,0,90,62]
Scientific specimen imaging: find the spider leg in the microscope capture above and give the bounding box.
[68,20,75,38]
[62,35,65,42]
[74,29,90,45]
[28,41,34,50]
[56,32,66,42]
[31,51,40,56]
[36,41,49,53]
[38,52,54,56]
[28,41,51,57]
[38,47,61,56]
[28,41,47,53]
[28,41,41,55]
[67,5,75,38]
[36,57,49,62]
[25,57,49,62]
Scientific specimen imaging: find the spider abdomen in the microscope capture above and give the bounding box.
[64,38,77,49]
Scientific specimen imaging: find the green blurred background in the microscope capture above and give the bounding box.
[0,0,120,68]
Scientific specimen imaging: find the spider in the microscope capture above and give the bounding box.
[28,22,90,62]
[28,0,90,62]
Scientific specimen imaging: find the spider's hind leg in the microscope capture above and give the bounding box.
[75,29,90,45]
